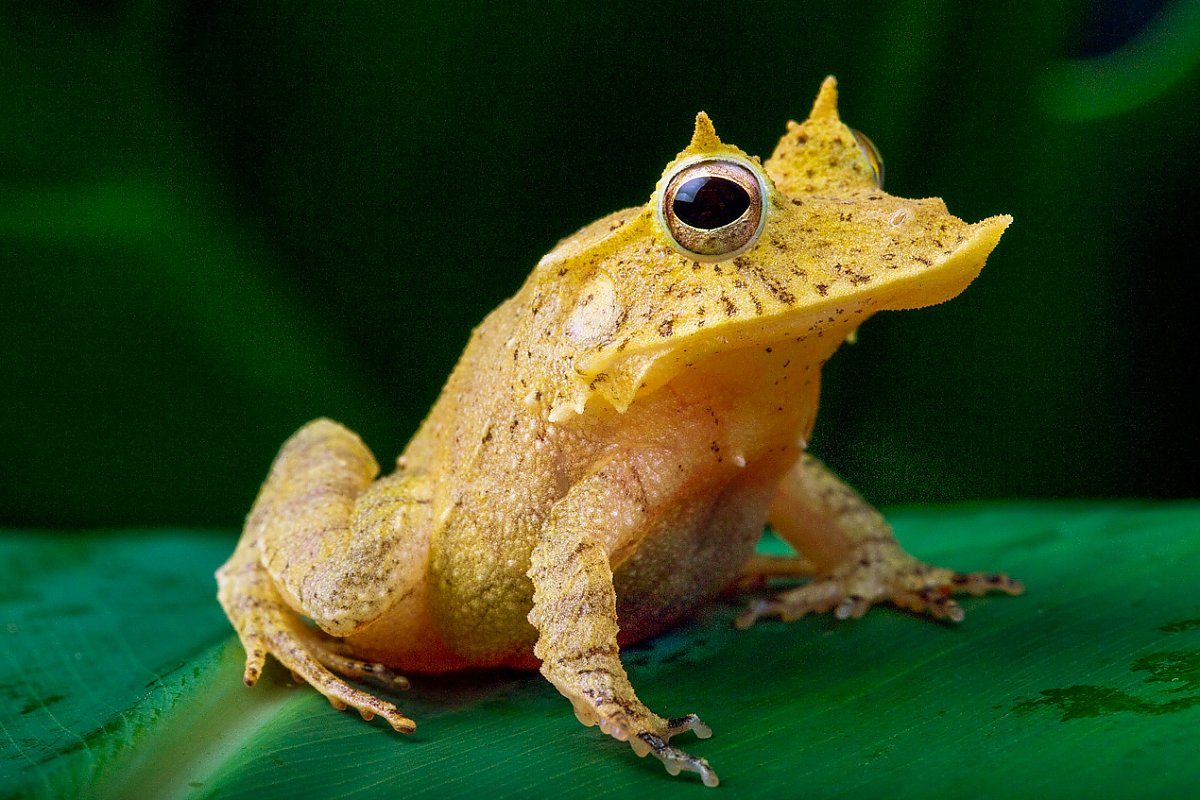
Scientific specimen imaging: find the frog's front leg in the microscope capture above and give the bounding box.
[216,418,430,733]
[527,456,719,788]
[737,453,1023,628]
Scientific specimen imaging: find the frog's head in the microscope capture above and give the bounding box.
[538,77,1010,422]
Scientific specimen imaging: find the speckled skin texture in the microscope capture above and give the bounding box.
[216,77,1021,786]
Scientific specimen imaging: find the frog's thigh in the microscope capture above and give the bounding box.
[249,418,433,637]
[218,419,433,731]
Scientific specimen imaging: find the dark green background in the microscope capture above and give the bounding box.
[3,0,1198,528]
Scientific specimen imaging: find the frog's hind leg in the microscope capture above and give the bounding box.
[218,543,416,730]
[216,418,433,733]
[736,453,1022,628]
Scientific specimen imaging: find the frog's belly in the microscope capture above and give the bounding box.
[349,470,777,673]
[611,474,776,645]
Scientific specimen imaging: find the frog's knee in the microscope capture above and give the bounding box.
[276,418,380,479]
[268,472,435,637]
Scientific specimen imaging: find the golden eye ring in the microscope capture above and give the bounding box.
[657,156,768,261]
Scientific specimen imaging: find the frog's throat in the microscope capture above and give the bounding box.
[552,214,1010,421]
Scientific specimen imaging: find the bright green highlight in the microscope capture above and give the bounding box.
[1041,0,1200,118]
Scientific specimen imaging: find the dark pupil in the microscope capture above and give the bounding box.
[672,176,751,229]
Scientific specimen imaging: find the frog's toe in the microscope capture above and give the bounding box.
[892,568,1022,618]
[950,570,1025,597]
[313,644,411,691]
[272,634,417,732]
[890,568,1023,621]
[241,644,268,686]
[890,587,966,622]
[617,714,717,786]
[305,649,417,731]
[250,634,413,734]
[665,713,712,740]
[223,603,270,686]
[633,732,720,788]
[736,560,1023,628]
[735,577,844,628]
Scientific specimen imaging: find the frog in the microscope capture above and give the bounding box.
[216,76,1021,788]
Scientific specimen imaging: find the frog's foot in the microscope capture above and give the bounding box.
[568,697,718,787]
[256,614,415,732]
[218,554,416,733]
[735,549,1023,629]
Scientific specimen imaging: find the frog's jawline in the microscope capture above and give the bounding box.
[570,212,1009,420]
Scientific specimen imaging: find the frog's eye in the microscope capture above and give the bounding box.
[851,128,884,188]
[658,157,767,261]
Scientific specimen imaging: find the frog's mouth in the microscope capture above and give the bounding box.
[554,212,1010,420]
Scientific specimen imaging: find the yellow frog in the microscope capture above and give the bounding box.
[217,77,1021,787]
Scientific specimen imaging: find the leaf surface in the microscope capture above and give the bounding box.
[3,503,1199,798]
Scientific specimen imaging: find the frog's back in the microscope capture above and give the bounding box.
[394,291,577,666]
[400,295,522,472]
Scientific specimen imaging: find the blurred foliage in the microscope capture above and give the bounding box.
[2,0,1198,527]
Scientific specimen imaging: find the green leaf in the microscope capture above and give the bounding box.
[4,503,1200,798]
